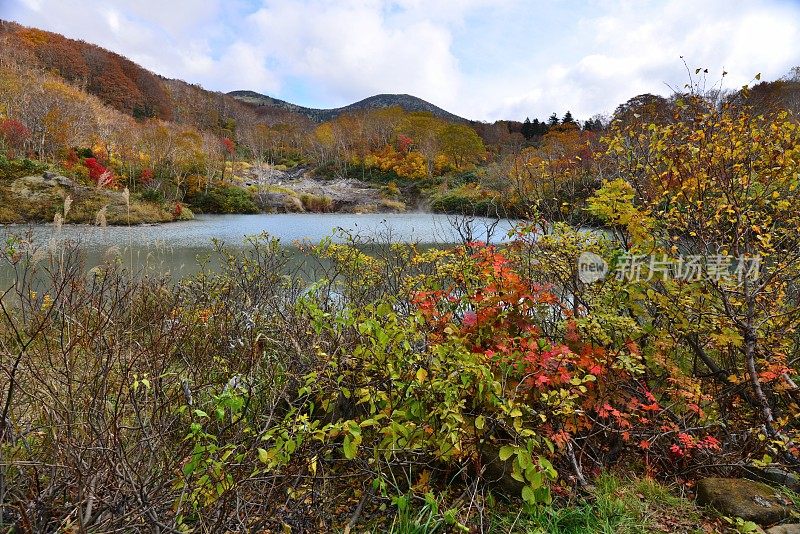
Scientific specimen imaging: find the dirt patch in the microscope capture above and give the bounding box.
[245,166,404,213]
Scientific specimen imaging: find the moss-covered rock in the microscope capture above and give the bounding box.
[0,174,187,225]
[766,524,800,534]
[0,206,22,223]
[697,478,792,525]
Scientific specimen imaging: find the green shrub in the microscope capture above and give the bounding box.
[430,192,499,216]
[187,185,258,214]
[0,156,48,180]
[139,188,165,203]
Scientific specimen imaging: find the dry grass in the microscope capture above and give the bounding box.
[380,198,407,212]
[0,206,22,223]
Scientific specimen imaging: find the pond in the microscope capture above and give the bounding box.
[0,212,519,284]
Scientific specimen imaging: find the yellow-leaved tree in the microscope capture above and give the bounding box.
[592,95,800,464]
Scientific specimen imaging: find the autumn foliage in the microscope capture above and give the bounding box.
[0,118,29,157]
[411,242,720,479]
[83,157,115,187]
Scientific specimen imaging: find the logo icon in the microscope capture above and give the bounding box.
[577,252,608,284]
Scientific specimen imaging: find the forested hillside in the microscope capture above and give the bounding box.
[229,90,468,123]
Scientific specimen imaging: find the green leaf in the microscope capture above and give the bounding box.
[475,416,485,430]
[521,485,536,504]
[444,508,457,525]
[741,520,759,533]
[499,445,515,461]
[516,450,532,470]
[511,467,525,482]
[182,461,195,477]
[527,470,543,489]
[257,447,269,464]
[343,435,357,459]
[535,486,552,505]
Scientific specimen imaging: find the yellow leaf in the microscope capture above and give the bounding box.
[416,368,428,383]
[308,455,317,476]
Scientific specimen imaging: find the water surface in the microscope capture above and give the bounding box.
[1,213,517,283]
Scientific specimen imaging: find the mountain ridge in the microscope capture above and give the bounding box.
[228,90,468,123]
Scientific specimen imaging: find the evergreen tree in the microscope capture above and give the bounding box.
[562,110,575,125]
[582,116,605,132]
[522,117,533,139]
[547,112,559,126]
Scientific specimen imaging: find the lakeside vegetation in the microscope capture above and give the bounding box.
[1,18,800,534]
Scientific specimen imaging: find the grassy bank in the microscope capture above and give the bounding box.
[380,473,714,533]
[0,157,193,225]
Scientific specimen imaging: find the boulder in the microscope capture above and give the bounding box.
[697,478,792,525]
[767,525,800,534]
[745,466,800,492]
[478,443,524,497]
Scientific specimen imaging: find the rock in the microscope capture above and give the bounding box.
[767,525,800,534]
[478,443,524,498]
[287,195,304,212]
[257,192,305,213]
[54,175,76,187]
[697,478,792,525]
[745,466,800,492]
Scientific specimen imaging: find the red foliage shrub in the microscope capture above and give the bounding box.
[412,244,717,478]
[139,168,154,185]
[64,149,79,168]
[221,137,235,156]
[0,118,30,157]
[397,134,413,153]
[83,157,115,187]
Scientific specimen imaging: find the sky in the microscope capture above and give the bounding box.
[2,0,799,122]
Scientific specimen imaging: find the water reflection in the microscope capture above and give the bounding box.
[1,213,518,286]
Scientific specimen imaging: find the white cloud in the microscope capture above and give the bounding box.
[215,41,281,94]
[1,0,799,121]
[246,0,463,106]
[477,0,800,121]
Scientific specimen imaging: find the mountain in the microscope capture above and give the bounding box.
[0,19,470,127]
[0,20,310,130]
[0,20,174,120]
[229,90,468,123]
